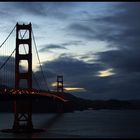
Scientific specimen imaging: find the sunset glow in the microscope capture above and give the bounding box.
[64,87,86,92]
[51,82,57,87]
[98,68,115,77]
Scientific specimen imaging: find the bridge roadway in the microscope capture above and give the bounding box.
[0,90,68,102]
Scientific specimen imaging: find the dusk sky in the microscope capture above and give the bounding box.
[0,2,140,100]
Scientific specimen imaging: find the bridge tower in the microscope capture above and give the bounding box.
[57,75,64,93]
[13,23,33,130]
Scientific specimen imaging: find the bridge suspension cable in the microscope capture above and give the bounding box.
[32,29,50,91]
[0,25,16,87]
[0,48,15,70]
[0,25,16,49]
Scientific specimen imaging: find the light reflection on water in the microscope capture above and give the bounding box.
[0,110,140,138]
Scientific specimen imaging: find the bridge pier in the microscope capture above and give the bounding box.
[13,100,33,131]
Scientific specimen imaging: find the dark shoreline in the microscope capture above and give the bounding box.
[0,96,140,113]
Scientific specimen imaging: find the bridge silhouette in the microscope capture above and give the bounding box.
[0,23,69,133]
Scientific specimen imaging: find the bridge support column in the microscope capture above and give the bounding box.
[13,22,33,131]
[13,100,33,131]
[57,75,63,93]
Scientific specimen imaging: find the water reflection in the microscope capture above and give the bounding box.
[40,113,64,130]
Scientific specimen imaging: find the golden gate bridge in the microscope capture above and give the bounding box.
[0,22,69,133]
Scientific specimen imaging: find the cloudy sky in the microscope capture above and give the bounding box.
[0,2,140,100]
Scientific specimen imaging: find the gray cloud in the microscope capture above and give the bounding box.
[61,40,84,46]
[9,2,47,17]
[0,56,15,88]
[39,55,107,97]
[97,49,140,74]
[90,2,140,99]
[0,56,37,89]
[35,2,140,99]
[39,54,140,100]
[68,23,95,40]
[1,2,140,100]
[2,2,79,20]
[91,2,140,76]
[66,3,140,47]
[39,44,67,52]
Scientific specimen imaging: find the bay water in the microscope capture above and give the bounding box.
[0,110,140,138]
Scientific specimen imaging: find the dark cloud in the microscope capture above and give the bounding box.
[92,2,140,75]
[10,2,47,17]
[33,69,57,90]
[91,2,140,99]
[35,2,140,100]
[0,56,15,88]
[0,56,37,89]
[67,3,140,48]
[92,2,140,50]
[39,54,140,100]
[39,44,67,52]
[1,2,140,100]
[59,2,140,99]
[39,55,108,98]
[97,49,140,74]
[42,55,104,78]
[42,2,79,20]
[68,23,95,40]
[61,40,84,46]
[3,2,79,20]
